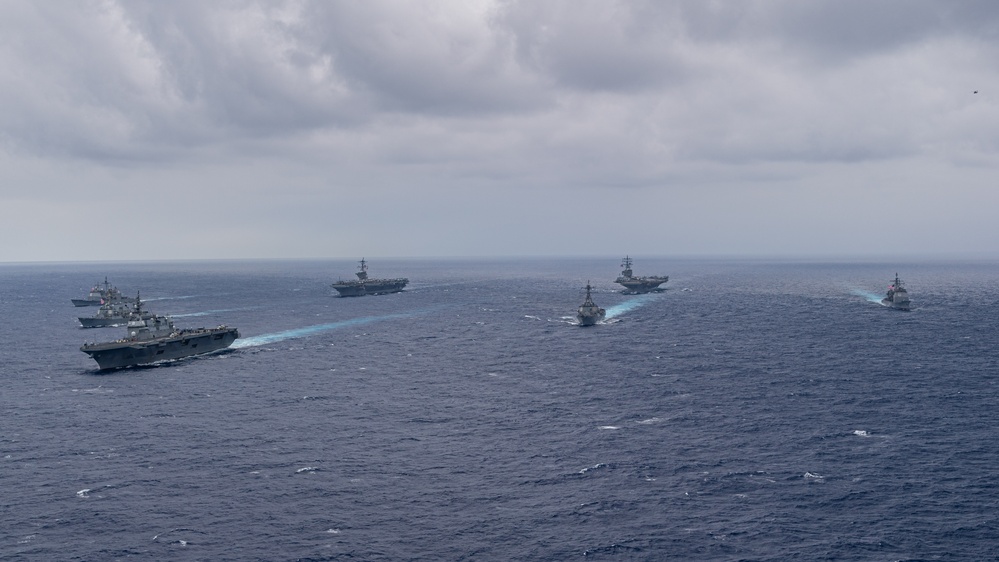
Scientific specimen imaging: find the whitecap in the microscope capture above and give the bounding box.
[76,489,91,498]
[296,466,318,473]
[325,528,341,534]
[637,417,662,424]
[598,425,621,430]
[79,386,113,394]
[852,430,870,437]
[803,472,824,480]
[579,463,606,474]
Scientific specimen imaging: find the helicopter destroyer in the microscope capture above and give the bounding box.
[331,258,408,297]
[576,281,606,326]
[81,293,239,370]
[881,273,911,311]
[78,299,133,328]
[72,277,134,307]
[614,256,668,294]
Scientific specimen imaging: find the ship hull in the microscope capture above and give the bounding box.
[615,277,668,294]
[81,328,239,370]
[577,312,605,326]
[79,316,129,328]
[72,297,136,307]
[577,305,606,326]
[331,279,408,297]
[881,297,911,311]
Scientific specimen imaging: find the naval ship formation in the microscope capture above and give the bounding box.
[331,258,409,297]
[81,293,239,370]
[615,256,668,293]
[881,273,911,311]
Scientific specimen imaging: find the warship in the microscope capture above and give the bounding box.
[81,293,239,370]
[614,256,668,294]
[72,277,133,307]
[881,273,911,311]
[331,258,408,297]
[576,281,606,327]
[78,299,133,328]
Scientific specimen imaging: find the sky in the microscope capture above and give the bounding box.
[1,0,997,262]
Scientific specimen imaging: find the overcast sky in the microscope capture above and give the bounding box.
[1,0,997,262]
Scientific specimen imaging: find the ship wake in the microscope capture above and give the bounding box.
[172,307,256,318]
[232,311,417,348]
[604,294,659,319]
[849,288,883,304]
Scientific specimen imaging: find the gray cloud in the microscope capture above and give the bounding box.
[1,0,998,261]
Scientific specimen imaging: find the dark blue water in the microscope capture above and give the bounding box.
[3,258,998,561]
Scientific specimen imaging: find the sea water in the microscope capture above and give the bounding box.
[2,258,998,560]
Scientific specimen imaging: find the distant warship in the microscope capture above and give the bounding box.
[331,258,408,297]
[78,299,133,328]
[577,281,606,327]
[81,293,239,370]
[881,273,911,311]
[614,256,668,294]
[72,277,133,307]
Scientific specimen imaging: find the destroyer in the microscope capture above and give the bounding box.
[614,256,668,294]
[81,293,239,370]
[78,299,133,328]
[331,258,408,297]
[72,277,134,307]
[881,273,911,311]
[577,281,606,326]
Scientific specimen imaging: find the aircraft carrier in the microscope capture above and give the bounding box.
[331,258,408,297]
[614,256,668,294]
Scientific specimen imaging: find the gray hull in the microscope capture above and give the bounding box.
[577,311,605,326]
[615,276,668,294]
[81,327,239,370]
[332,279,408,297]
[72,296,136,307]
[881,295,911,311]
[79,317,128,328]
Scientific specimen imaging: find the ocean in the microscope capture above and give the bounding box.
[2,257,998,561]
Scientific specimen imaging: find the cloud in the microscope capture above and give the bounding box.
[3,1,998,167]
[1,1,998,260]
